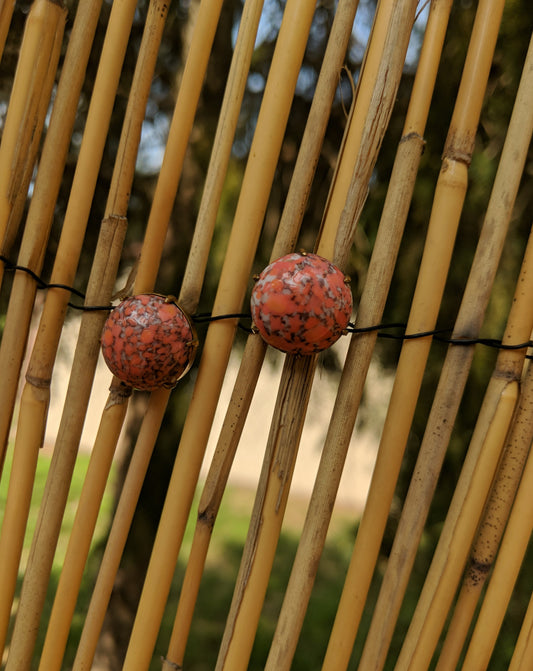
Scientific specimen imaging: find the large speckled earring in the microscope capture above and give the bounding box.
[250,251,352,355]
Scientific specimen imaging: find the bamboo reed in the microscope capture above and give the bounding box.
[3,2,140,666]
[0,0,65,462]
[264,2,452,667]
[217,3,420,667]
[509,580,533,671]
[394,226,533,671]
[358,23,533,671]
[35,2,172,668]
[0,0,104,652]
[0,0,65,263]
[4,214,128,671]
[0,0,15,62]
[0,0,137,475]
[323,2,505,668]
[121,2,319,668]
[450,357,533,670]
[164,1,361,666]
[70,3,227,667]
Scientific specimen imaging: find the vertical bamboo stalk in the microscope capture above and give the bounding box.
[164,1,361,666]
[34,2,172,669]
[0,0,66,264]
[121,2,318,668]
[454,358,533,670]
[0,0,137,468]
[509,584,533,671]
[71,3,227,668]
[323,2,505,668]
[0,0,104,653]
[0,0,66,464]
[359,26,533,671]
[4,0,140,665]
[394,227,533,671]
[264,2,452,668]
[217,2,419,668]
[0,0,15,62]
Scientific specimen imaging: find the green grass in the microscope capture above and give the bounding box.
[2,452,529,670]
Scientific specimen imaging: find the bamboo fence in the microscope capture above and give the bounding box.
[0,0,531,670]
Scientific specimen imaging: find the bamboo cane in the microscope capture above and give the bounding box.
[0,0,104,654]
[164,1,361,666]
[4,214,128,671]
[0,0,65,462]
[322,2,505,668]
[358,24,533,671]
[120,2,318,668]
[0,0,15,62]
[264,2,452,668]
[509,580,533,671]
[34,2,172,668]
[452,357,533,670]
[0,0,65,269]
[70,2,227,668]
[216,3,420,668]
[0,0,137,470]
[394,226,533,671]
[3,1,140,666]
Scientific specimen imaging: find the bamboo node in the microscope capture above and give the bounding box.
[25,373,52,389]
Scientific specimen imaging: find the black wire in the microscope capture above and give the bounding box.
[1,254,532,355]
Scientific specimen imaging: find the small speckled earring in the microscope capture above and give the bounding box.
[250,251,352,355]
[101,293,198,390]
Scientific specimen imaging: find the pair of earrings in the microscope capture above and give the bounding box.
[101,252,353,391]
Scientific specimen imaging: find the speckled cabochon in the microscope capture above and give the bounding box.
[250,252,352,354]
[101,294,198,390]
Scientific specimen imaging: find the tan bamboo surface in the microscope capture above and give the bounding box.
[0,0,105,652]
[0,0,137,490]
[359,24,533,671]
[452,355,533,670]
[163,1,362,666]
[0,1,532,669]
[394,226,533,671]
[322,1,505,669]
[264,1,453,667]
[71,1,250,666]
[121,1,319,668]
[0,0,66,270]
[32,2,173,669]
[215,2,421,668]
[2,0,150,663]
[510,580,533,671]
[0,0,15,62]
[0,0,65,459]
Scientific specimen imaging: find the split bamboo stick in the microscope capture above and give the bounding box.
[0,0,105,653]
[120,2,319,668]
[455,356,533,670]
[3,0,141,664]
[71,2,227,668]
[323,2,505,668]
[264,2,452,668]
[216,3,420,669]
[0,0,65,271]
[394,226,533,671]
[509,583,533,671]
[359,24,533,671]
[164,1,361,666]
[35,2,172,669]
[0,0,65,461]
